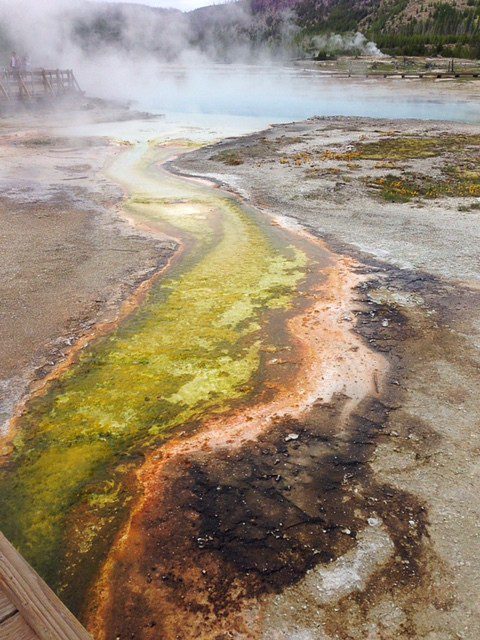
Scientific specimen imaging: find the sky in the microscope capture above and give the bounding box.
[107,0,212,11]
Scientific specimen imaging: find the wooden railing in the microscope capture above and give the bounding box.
[0,69,83,103]
[338,71,480,80]
[0,532,91,640]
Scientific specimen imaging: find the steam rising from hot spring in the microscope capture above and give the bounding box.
[0,0,474,124]
[311,32,385,57]
[0,0,301,102]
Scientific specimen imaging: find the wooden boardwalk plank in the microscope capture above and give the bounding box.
[0,612,38,640]
[0,588,17,624]
[0,533,91,640]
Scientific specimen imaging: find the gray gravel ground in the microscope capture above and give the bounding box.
[175,117,480,283]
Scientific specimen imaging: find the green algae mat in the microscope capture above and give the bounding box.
[0,142,307,611]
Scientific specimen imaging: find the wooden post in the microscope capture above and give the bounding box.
[71,71,82,93]
[0,78,10,101]
[42,70,54,96]
[19,76,31,100]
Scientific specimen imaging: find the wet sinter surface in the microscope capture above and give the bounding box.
[0,141,321,611]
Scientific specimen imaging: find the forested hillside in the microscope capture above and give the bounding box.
[1,0,479,63]
[367,0,480,58]
[289,0,480,57]
[190,0,480,59]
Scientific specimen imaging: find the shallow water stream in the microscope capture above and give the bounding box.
[0,140,325,610]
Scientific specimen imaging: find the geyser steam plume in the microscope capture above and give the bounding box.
[311,32,385,57]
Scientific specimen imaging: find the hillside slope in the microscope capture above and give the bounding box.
[1,0,479,64]
[366,0,480,56]
[190,0,480,58]
[289,0,480,56]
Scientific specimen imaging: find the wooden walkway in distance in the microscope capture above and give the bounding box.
[0,532,91,640]
[340,71,480,80]
[0,69,83,104]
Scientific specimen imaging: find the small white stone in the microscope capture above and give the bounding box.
[285,433,299,442]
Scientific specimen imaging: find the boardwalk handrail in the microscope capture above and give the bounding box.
[0,532,92,640]
[339,71,480,80]
[0,68,83,103]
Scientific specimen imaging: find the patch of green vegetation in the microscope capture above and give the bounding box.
[283,133,479,205]
[212,140,279,165]
[351,134,480,162]
[211,149,244,166]
[369,175,420,202]
[458,201,480,212]
[369,169,480,203]
[357,136,443,160]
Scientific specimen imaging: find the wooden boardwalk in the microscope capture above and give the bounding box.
[0,69,83,104]
[0,532,91,640]
[341,71,480,80]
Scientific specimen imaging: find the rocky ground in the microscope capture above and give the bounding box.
[0,108,176,445]
[172,119,480,639]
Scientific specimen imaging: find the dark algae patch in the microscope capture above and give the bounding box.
[103,398,433,640]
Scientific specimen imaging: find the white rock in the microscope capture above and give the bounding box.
[285,433,299,442]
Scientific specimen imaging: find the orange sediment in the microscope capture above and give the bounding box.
[87,227,387,638]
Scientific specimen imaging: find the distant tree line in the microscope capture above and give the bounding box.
[2,0,479,64]
[293,0,480,59]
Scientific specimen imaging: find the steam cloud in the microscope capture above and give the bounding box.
[310,32,385,57]
[0,0,301,104]
[0,0,386,117]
